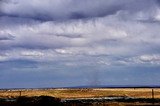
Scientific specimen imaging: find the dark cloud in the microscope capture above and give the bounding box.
[1,0,155,21]
[156,0,160,5]
[0,33,15,41]
[55,33,82,38]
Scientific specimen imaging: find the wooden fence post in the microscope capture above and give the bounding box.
[19,91,22,96]
[152,89,154,99]
[152,89,155,105]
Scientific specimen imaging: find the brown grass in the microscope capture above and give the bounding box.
[1,88,160,99]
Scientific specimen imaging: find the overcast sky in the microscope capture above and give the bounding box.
[0,0,160,88]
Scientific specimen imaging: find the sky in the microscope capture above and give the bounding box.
[0,0,160,88]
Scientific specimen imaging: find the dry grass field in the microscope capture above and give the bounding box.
[0,88,160,99]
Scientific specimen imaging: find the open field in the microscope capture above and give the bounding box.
[0,88,160,99]
[1,88,160,105]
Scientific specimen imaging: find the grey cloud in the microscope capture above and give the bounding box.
[55,33,82,38]
[0,32,15,41]
[0,0,157,21]
[1,12,160,55]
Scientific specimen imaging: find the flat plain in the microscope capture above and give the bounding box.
[1,88,160,106]
[0,88,160,99]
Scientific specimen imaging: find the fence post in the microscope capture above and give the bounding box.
[19,91,22,96]
[152,89,154,99]
[152,89,154,105]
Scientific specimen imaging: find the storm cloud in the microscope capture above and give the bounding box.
[0,0,160,88]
